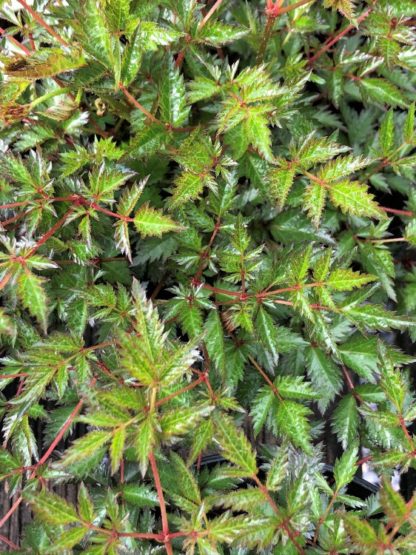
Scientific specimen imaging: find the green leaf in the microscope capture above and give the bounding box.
[404,102,415,143]
[329,180,385,219]
[378,110,395,156]
[160,404,212,438]
[0,309,16,337]
[379,346,406,411]
[188,418,214,464]
[134,204,181,237]
[121,484,158,508]
[196,22,247,46]
[324,0,356,19]
[275,376,316,400]
[251,386,274,437]
[265,446,289,491]
[275,400,313,454]
[304,182,327,227]
[358,242,396,300]
[343,304,416,331]
[205,310,225,373]
[334,446,358,490]
[135,416,155,476]
[110,427,126,475]
[49,526,88,552]
[306,347,343,413]
[339,334,379,381]
[361,78,407,107]
[214,415,257,476]
[17,271,48,332]
[295,134,349,169]
[327,268,376,291]
[380,479,408,521]
[4,49,85,80]
[344,514,378,547]
[60,431,111,467]
[331,394,359,448]
[25,490,79,525]
[268,164,296,208]
[318,154,370,182]
[78,483,94,522]
[159,57,189,127]
[256,306,279,365]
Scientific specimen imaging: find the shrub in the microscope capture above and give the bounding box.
[0,0,416,553]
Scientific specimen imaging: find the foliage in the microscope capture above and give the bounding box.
[0,0,416,553]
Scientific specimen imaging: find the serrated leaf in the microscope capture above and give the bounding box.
[49,526,88,551]
[251,386,274,437]
[343,304,416,331]
[78,483,94,522]
[121,484,158,507]
[25,490,79,525]
[327,268,376,291]
[306,347,342,413]
[268,164,296,209]
[344,514,378,546]
[331,394,359,448]
[318,154,370,182]
[60,431,111,467]
[275,376,316,400]
[17,271,48,332]
[205,310,225,373]
[134,204,181,237]
[197,22,247,46]
[296,134,349,168]
[380,478,408,522]
[275,400,313,454]
[4,49,85,80]
[159,57,189,126]
[214,415,257,476]
[110,427,126,475]
[188,418,214,464]
[361,78,407,107]
[339,334,378,381]
[256,306,279,365]
[135,416,155,476]
[329,180,385,219]
[304,182,327,227]
[378,110,395,156]
[334,446,358,490]
[265,446,289,491]
[404,102,415,143]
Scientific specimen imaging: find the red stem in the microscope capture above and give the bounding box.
[0,533,19,550]
[149,452,173,555]
[0,201,29,210]
[193,217,221,283]
[308,7,372,65]
[25,209,73,258]
[0,496,23,528]
[0,26,31,54]
[118,83,160,124]
[17,0,69,47]
[36,394,86,467]
[0,379,96,532]
[155,376,205,408]
[249,356,282,400]
[198,0,224,29]
[381,206,414,217]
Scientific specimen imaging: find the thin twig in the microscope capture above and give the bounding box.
[308,7,372,65]
[198,0,224,30]
[149,452,173,555]
[17,0,69,47]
